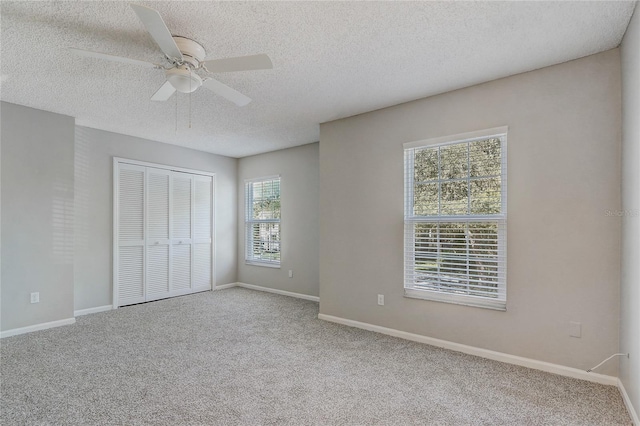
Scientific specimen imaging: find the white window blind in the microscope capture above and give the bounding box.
[404,128,507,310]
[245,176,281,266]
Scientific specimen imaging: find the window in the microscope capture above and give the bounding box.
[245,176,281,267]
[404,127,507,310]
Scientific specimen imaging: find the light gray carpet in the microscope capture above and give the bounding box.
[1,287,631,425]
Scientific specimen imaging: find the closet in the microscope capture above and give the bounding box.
[114,159,214,307]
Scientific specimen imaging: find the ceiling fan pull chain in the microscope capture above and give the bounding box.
[175,89,178,134]
[189,69,192,129]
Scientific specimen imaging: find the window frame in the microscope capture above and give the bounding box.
[403,127,507,310]
[244,175,281,268]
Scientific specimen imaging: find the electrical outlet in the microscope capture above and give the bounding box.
[288,270,293,278]
[378,294,384,306]
[30,292,40,304]
[569,321,581,338]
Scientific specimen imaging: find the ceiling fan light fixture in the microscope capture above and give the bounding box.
[166,67,202,93]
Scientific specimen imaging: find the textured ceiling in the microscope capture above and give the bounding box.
[1,1,636,158]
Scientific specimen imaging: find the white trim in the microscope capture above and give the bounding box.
[0,318,76,339]
[211,174,217,291]
[618,378,640,425]
[317,313,617,386]
[404,214,505,223]
[245,260,281,269]
[113,157,216,177]
[214,283,237,290]
[404,288,507,311]
[112,158,118,309]
[74,305,113,317]
[236,282,319,302]
[403,126,509,149]
[244,174,281,184]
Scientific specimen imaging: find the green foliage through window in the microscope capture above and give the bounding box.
[413,138,502,216]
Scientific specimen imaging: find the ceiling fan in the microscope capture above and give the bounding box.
[69,4,272,106]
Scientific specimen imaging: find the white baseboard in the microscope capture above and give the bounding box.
[214,283,237,290]
[0,318,76,339]
[74,305,113,317]
[236,282,320,302]
[318,313,617,386]
[618,378,640,425]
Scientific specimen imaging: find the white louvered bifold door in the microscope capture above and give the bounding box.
[171,172,193,296]
[115,161,214,308]
[146,168,171,302]
[116,164,146,306]
[193,175,213,291]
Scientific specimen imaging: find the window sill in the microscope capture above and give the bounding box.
[404,288,506,311]
[245,261,281,269]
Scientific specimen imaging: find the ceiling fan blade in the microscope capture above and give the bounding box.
[151,81,176,101]
[130,4,183,61]
[69,48,158,68]
[202,78,252,106]
[203,54,273,73]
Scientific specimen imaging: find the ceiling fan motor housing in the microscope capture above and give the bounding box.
[165,37,206,93]
[173,36,206,68]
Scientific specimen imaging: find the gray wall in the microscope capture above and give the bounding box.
[620,4,640,418]
[74,126,237,311]
[319,50,622,375]
[1,103,75,331]
[237,143,319,297]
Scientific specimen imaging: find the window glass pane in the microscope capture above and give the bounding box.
[252,199,281,219]
[469,138,501,178]
[414,222,439,257]
[439,143,468,180]
[438,223,468,288]
[470,177,501,214]
[440,181,468,215]
[250,179,281,220]
[414,222,439,284]
[414,183,439,215]
[468,222,499,296]
[412,221,500,299]
[249,222,280,262]
[414,148,439,182]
